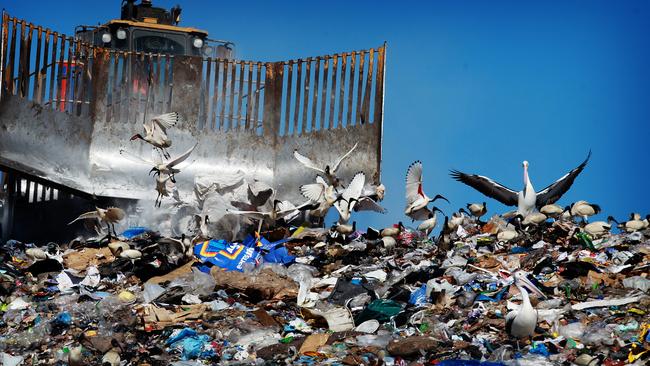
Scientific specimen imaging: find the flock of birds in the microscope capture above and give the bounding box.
[62,111,649,345]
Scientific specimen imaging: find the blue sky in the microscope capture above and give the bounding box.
[6,0,649,229]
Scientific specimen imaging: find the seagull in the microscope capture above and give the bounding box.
[405,161,449,218]
[570,200,601,222]
[69,207,125,239]
[450,151,591,216]
[505,271,546,343]
[130,112,181,158]
[120,143,197,183]
[333,172,366,224]
[417,207,444,236]
[466,202,487,220]
[293,142,358,186]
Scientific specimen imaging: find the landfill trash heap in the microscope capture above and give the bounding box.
[0,210,649,366]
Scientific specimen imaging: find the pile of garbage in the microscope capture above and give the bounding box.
[1,213,649,365]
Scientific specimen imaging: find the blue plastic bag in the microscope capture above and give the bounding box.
[409,284,429,305]
[243,234,295,265]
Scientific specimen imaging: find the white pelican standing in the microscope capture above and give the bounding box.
[506,271,546,342]
[130,112,181,158]
[405,161,449,218]
[293,142,358,187]
[451,151,591,216]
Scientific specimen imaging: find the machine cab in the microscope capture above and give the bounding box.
[74,0,233,59]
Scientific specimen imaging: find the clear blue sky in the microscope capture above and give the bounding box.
[6,0,649,229]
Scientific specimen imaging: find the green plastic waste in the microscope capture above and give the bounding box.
[354,299,404,324]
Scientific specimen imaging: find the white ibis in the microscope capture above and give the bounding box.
[540,203,564,218]
[293,142,358,187]
[405,161,449,218]
[300,175,339,222]
[362,183,386,202]
[570,200,601,222]
[447,209,470,231]
[417,207,444,235]
[228,199,312,231]
[69,207,125,238]
[610,213,649,232]
[120,143,197,183]
[497,225,519,242]
[130,112,181,158]
[118,248,142,260]
[522,212,547,226]
[583,220,612,238]
[333,172,366,224]
[334,221,356,235]
[466,202,487,219]
[26,248,48,261]
[381,222,404,237]
[108,241,130,256]
[451,151,591,216]
[506,271,546,341]
[153,171,179,207]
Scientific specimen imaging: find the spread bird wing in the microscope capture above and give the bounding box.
[151,112,180,132]
[354,197,387,213]
[68,211,100,225]
[407,206,431,221]
[293,150,325,173]
[167,143,198,168]
[315,175,328,186]
[300,182,326,203]
[119,148,155,166]
[536,150,591,207]
[405,161,424,204]
[331,142,358,173]
[333,172,365,216]
[449,170,519,206]
[226,209,268,220]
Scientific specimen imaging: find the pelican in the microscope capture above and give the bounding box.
[293,142,358,187]
[506,271,546,342]
[333,172,365,224]
[120,143,197,183]
[417,207,444,235]
[130,112,181,158]
[69,207,125,239]
[570,200,601,222]
[583,220,612,238]
[405,160,449,218]
[466,202,487,219]
[381,222,404,237]
[450,151,591,216]
[540,203,564,218]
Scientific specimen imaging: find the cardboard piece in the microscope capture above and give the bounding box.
[298,333,330,354]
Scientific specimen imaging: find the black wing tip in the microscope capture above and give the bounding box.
[592,204,602,214]
[449,169,464,181]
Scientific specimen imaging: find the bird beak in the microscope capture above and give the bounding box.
[148,168,157,176]
[515,273,546,300]
[130,134,140,141]
[431,206,444,215]
[431,194,450,204]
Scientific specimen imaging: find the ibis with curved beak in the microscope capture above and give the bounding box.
[333,172,366,224]
[417,207,444,235]
[466,202,487,220]
[506,271,546,340]
[451,151,591,216]
[120,143,197,184]
[405,160,449,218]
[130,112,181,159]
[570,200,601,223]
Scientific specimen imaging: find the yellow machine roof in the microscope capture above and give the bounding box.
[106,19,208,36]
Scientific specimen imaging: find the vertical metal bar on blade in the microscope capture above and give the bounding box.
[32,26,42,102]
[320,56,329,129]
[108,52,118,122]
[47,33,57,108]
[355,50,365,125]
[236,61,245,129]
[374,44,386,126]
[346,52,356,126]
[202,57,211,130]
[245,61,253,129]
[65,36,75,112]
[211,58,220,130]
[311,57,320,131]
[148,54,158,119]
[76,42,87,116]
[253,62,262,130]
[0,13,8,100]
[164,54,171,112]
[119,52,128,122]
[228,59,236,130]
[337,53,346,128]
[284,61,293,135]
[73,40,84,116]
[17,21,26,97]
[329,54,338,129]
[219,60,228,129]
[293,60,302,134]
[301,57,311,132]
[54,34,65,111]
[5,18,17,95]
[38,29,50,104]
[362,48,374,124]
[23,24,33,98]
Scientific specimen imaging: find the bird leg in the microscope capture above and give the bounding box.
[162,148,171,160]
[105,222,112,242]
[257,219,263,234]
